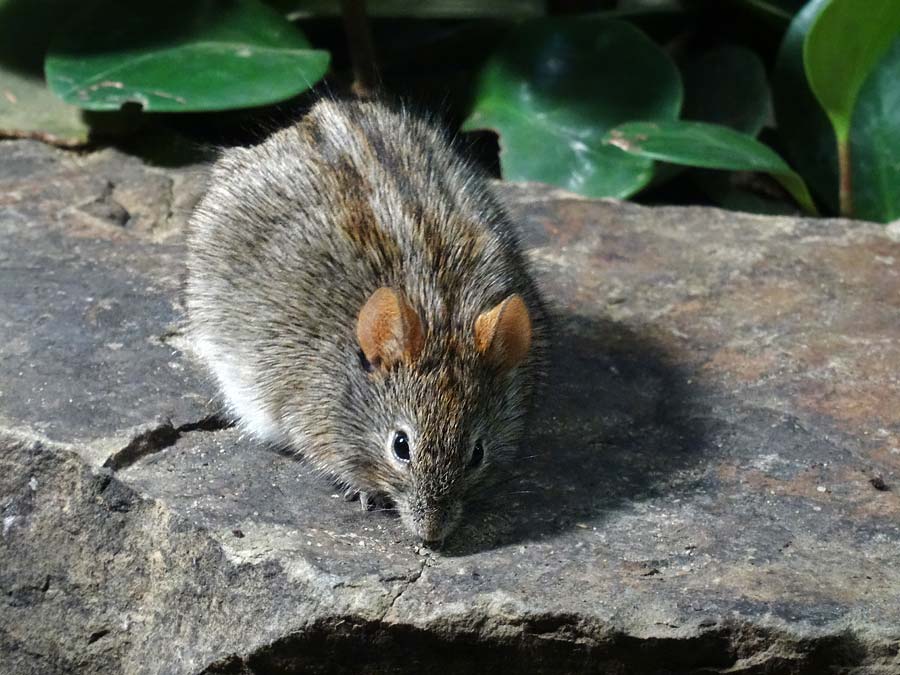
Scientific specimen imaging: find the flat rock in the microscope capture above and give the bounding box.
[1,140,898,674]
[0,141,209,465]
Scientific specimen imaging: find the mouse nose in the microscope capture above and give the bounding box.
[419,508,450,544]
[408,496,461,545]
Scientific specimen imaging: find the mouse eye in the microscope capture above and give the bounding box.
[468,439,484,469]
[358,349,374,373]
[392,430,411,463]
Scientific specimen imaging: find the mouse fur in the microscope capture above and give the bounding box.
[186,98,547,542]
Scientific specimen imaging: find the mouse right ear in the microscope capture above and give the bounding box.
[474,294,532,371]
[357,288,424,371]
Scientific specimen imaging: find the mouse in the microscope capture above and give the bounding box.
[186,98,547,544]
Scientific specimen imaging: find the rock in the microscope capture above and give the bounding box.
[0,141,210,467]
[1,140,899,674]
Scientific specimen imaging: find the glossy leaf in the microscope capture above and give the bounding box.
[463,18,682,199]
[682,45,770,137]
[773,0,837,213]
[851,38,900,222]
[804,0,900,216]
[45,0,330,112]
[804,0,900,142]
[775,0,900,221]
[606,120,817,214]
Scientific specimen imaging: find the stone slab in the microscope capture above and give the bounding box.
[1,140,898,674]
[0,141,210,464]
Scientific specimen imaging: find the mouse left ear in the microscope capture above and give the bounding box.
[474,294,532,371]
[357,287,424,371]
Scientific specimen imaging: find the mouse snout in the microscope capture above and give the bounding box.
[404,495,463,545]
[419,506,451,544]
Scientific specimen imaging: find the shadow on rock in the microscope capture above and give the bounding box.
[442,312,710,556]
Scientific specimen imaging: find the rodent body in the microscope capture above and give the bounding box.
[186,99,547,543]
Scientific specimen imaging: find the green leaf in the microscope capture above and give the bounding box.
[682,45,770,136]
[803,0,900,216]
[773,0,838,213]
[462,18,682,199]
[775,0,900,221]
[45,0,330,112]
[804,0,900,142]
[851,37,900,222]
[605,120,817,214]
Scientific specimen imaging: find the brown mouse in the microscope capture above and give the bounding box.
[186,98,547,544]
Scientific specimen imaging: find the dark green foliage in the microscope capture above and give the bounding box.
[45,0,330,112]
[462,18,682,199]
[605,120,816,214]
[681,46,769,136]
[0,0,897,221]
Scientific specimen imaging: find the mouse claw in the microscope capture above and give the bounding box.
[361,491,394,512]
[359,491,377,511]
[342,490,377,511]
[344,489,391,512]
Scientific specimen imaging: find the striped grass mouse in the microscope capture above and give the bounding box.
[186,98,547,544]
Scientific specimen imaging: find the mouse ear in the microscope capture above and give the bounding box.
[474,294,532,371]
[357,287,424,370]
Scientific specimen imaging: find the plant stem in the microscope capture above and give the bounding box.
[837,135,853,217]
[340,0,378,97]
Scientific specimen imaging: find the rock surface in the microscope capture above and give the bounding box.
[1,139,899,674]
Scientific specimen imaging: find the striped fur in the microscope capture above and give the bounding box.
[186,99,547,542]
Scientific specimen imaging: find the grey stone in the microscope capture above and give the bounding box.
[1,139,899,674]
[0,141,210,466]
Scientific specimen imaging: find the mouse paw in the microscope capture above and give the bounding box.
[358,491,377,511]
[362,491,394,512]
[343,489,392,512]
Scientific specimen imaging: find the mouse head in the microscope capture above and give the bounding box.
[356,287,533,544]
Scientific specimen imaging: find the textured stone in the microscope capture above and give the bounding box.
[0,141,209,465]
[1,140,899,674]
